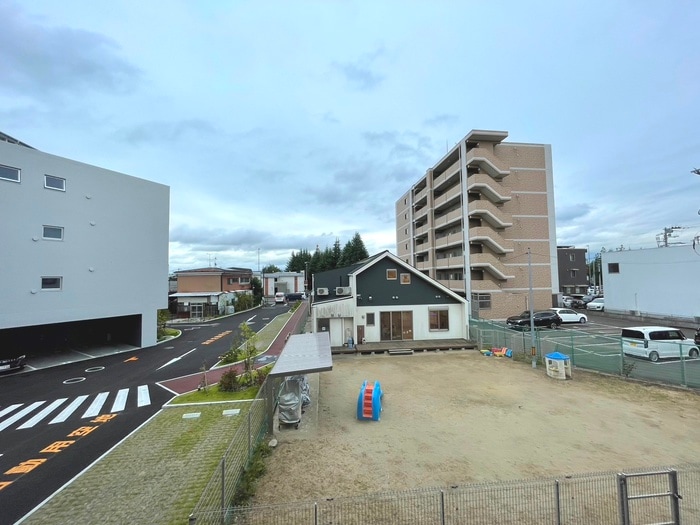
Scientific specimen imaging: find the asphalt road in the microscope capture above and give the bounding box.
[0,304,290,525]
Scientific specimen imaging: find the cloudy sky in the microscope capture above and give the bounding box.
[2,1,699,272]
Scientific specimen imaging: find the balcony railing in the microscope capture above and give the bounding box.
[434,231,463,249]
[433,208,462,229]
[468,227,514,254]
[466,153,509,178]
[435,255,464,269]
[433,184,461,211]
[468,253,514,280]
[466,173,511,203]
[468,200,513,228]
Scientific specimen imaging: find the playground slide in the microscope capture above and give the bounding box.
[357,380,383,421]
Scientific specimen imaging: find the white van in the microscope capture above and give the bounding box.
[274,292,286,304]
[621,326,700,362]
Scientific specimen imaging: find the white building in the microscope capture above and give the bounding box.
[0,134,170,352]
[602,245,700,322]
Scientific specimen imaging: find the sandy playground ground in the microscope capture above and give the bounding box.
[253,350,700,504]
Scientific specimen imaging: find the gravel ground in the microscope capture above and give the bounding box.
[253,351,700,503]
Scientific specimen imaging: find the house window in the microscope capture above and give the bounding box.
[570,269,577,278]
[0,164,20,182]
[44,175,66,191]
[239,277,250,284]
[608,263,620,273]
[400,273,411,284]
[227,278,235,285]
[429,308,449,331]
[42,225,64,240]
[569,253,575,262]
[386,269,397,280]
[366,313,375,326]
[380,311,413,341]
[41,276,62,290]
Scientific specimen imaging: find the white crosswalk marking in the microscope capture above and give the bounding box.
[0,404,23,418]
[137,385,150,407]
[0,401,46,432]
[0,385,154,432]
[110,388,129,412]
[50,395,89,424]
[17,398,68,429]
[81,392,110,418]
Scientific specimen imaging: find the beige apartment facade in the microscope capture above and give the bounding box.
[396,130,559,320]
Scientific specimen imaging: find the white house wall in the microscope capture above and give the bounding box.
[602,246,700,321]
[0,141,169,347]
[356,304,466,341]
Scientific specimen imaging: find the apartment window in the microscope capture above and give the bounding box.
[608,263,620,274]
[42,225,64,240]
[366,313,375,326]
[569,253,575,262]
[44,174,66,191]
[429,308,449,331]
[570,269,577,278]
[0,164,20,182]
[41,276,62,290]
[471,293,491,310]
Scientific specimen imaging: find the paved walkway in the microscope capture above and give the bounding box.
[158,302,310,395]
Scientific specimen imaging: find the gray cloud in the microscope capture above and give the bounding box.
[423,114,460,128]
[117,119,217,145]
[332,47,385,90]
[0,3,141,100]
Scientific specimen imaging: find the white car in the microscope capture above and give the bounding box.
[586,298,605,311]
[550,308,587,324]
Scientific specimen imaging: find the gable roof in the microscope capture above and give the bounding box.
[175,266,252,275]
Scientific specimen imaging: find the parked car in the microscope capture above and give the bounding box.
[561,295,574,307]
[569,294,586,308]
[581,294,601,305]
[622,326,700,362]
[586,298,605,311]
[696,328,700,345]
[0,353,26,373]
[506,310,562,330]
[550,308,587,324]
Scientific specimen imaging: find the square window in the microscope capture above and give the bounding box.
[608,262,620,273]
[366,313,375,326]
[429,309,449,330]
[386,269,397,280]
[42,225,64,240]
[0,164,20,182]
[44,175,66,191]
[41,277,62,290]
[400,273,411,284]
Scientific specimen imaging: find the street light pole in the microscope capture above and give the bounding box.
[528,247,536,368]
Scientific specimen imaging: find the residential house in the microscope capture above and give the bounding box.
[172,266,253,318]
[311,251,468,347]
[557,246,589,296]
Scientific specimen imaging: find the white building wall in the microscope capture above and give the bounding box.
[0,141,169,347]
[602,246,700,321]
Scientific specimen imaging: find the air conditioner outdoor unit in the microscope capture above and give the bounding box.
[336,286,351,296]
[316,287,329,296]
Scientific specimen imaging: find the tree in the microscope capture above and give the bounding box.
[238,322,258,387]
[339,232,369,267]
[251,276,263,305]
[157,309,170,339]
[262,264,281,273]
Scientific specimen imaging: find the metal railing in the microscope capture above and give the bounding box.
[189,463,700,524]
[469,318,700,389]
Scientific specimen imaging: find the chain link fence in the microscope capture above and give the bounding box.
[469,318,700,389]
[189,463,700,524]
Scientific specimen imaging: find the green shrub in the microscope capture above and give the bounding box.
[218,368,240,392]
[232,442,272,506]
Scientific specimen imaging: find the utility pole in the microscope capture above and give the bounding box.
[528,248,536,368]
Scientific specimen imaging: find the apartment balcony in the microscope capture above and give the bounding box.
[466,173,511,203]
[468,200,513,228]
[469,279,501,292]
[468,253,514,280]
[433,183,461,211]
[416,260,432,271]
[415,222,430,237]
[438,279,465,293]
[434,231,463,250]
[433,207,462,229]
[414,205,429,221]
[468,226,514,254]
[413,186,428,206]
[432,160,460,191]
[414,241,430,255]
[435,255,464,269]
[466,151,510,178]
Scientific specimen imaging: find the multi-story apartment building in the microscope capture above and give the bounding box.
[0,132,169,355]
[396,129,558,320]
[557,246,589,295]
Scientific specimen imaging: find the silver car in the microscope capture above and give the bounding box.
[586,298,605,311]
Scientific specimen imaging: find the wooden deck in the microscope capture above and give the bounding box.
[331,338,477,355]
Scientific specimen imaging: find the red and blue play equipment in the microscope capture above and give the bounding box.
[357,380,383,421]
